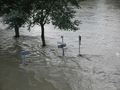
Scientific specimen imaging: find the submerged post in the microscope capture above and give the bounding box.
[61,36,65,56]
[20,50,30,65]
[79,35,81,56]
[57,36,66,56]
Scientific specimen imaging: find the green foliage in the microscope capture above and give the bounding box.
[29,0,81,31]
[0,0,32,29]
[2,10,26,29]
[50,4,80,30]
[0,0,82,30]
[0,0,82,45]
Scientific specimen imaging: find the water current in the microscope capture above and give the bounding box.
[0,0,120,90]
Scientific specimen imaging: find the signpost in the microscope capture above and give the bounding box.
[57,36,66,56]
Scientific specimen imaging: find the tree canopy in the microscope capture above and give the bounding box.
[0,0,33,37]
[29,0,81,30]
[0,0,32,28]
[0,0,82,46]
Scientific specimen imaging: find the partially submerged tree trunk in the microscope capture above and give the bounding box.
[14,25,20,37]
[40,24,46,46]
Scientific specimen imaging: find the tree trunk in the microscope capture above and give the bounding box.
[41,24,46,46]
[14,25,20,38]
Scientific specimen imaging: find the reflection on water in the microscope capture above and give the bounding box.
[0,0,120,90]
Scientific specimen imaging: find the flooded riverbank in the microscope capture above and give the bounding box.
[1,0,120,90]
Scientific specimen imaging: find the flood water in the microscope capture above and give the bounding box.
[0,0,120,90]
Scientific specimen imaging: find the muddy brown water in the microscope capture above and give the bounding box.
[1,0,120,90]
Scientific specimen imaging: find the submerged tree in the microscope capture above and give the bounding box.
[29,0,81,46]
[2,10,27,37]
[0,0,32,37]
[0,0,81,46]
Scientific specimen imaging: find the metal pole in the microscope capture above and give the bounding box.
[61,36,65,56]
[61,36,63,43]
[79,35,81,56]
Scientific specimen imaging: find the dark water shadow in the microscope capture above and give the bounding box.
[77,54,103,61]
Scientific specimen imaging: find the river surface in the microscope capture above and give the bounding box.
[0,0,120,90]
